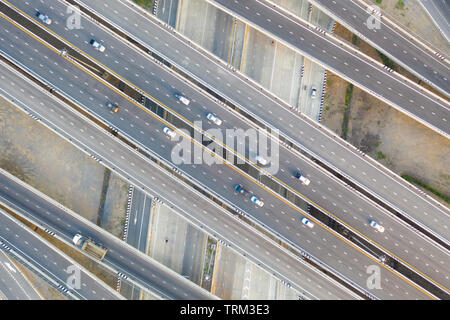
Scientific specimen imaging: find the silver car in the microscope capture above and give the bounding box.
[206,113,222,126]
[37,12,52,25]
[90,39,106,53]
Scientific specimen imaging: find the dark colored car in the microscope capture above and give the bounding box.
[235,184,247,195]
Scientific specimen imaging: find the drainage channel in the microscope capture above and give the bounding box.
[3,4,446,299]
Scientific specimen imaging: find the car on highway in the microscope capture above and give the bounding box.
[301,217,314,229]
[175,94,190,105]
[90,39,106,53]
[369,220,385,233]
[255,155,269,166]
[206,113,222,126]
[311,87,317,98]
[235,184,248,195]
[106,102,119,113]
[250,195,264,207]
[37,12,52,25]
[163,127,176,139]
[295,172,311,186]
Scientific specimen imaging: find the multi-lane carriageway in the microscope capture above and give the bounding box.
[0,168,217,300]
[63,0,450,249]
[0,208,123,300]
[4,0,449,297]
[293,0,450,98]
[207,0,450,137]
[0,58,360,300]
[0,6,444,298]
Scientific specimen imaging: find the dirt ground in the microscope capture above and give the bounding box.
[322,24,450,204]
[9,255,66,300]
[364,0,450,53]
[0,98,104,224]
[4,209,120,298]
[100,173,130,239]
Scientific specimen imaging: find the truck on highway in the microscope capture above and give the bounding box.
[72,234,108,260]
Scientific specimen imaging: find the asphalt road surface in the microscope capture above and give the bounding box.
[4,22,446,300]
[0,208,122,300]
[0,59,359,300]
[127,188,152,254]
[61,0,450,248]
[0,168,217,300]
[419,0,450,43]
[0,10,445,298]
[0,250,42,300]
[310,0,450,97]
[2,0,448,295]
[207,0,450,136]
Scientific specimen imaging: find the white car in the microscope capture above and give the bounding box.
[37,12,52,25]
[175,94,190,105]
[311,87,317,98]
[90,39,106,53]
[163,127,176,139]
[301,217,314,228]
[255,155,269,166]
[296,172,310,186]
[369,220,385,233]
[250,195,264,207]
[206,113,222,126]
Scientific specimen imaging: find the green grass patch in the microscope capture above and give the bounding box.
[376,50,397,71]
[376,0,382,3]
[345,84,354,106]
[352,34,359,46]
[402,175,450,203]
[395,0,405,9]
[134,0,154,9]
[376,151,386,160]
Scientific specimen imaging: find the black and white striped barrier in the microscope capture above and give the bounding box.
[300,64,304,78]
[0,241,12,252]
[434,52,445,60]
[318,70,328,122]
[172,167,182,175]
[331,21,337,34]
[153,196,164,205]
[116,278,122,292]
[28,113,40,121]
[108,125,119,134]
[123,185,134,242]
[280,280,291,288]
[314,26,326,35]
[369,8,382,17]
[117,271,128,280]
[383,65,394,73]
[89,154,102,163]
[217,239,230,247]
[152,0,160,15]
[235,208,246,217]
[44,228,56,236]
[57,284,69,293]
